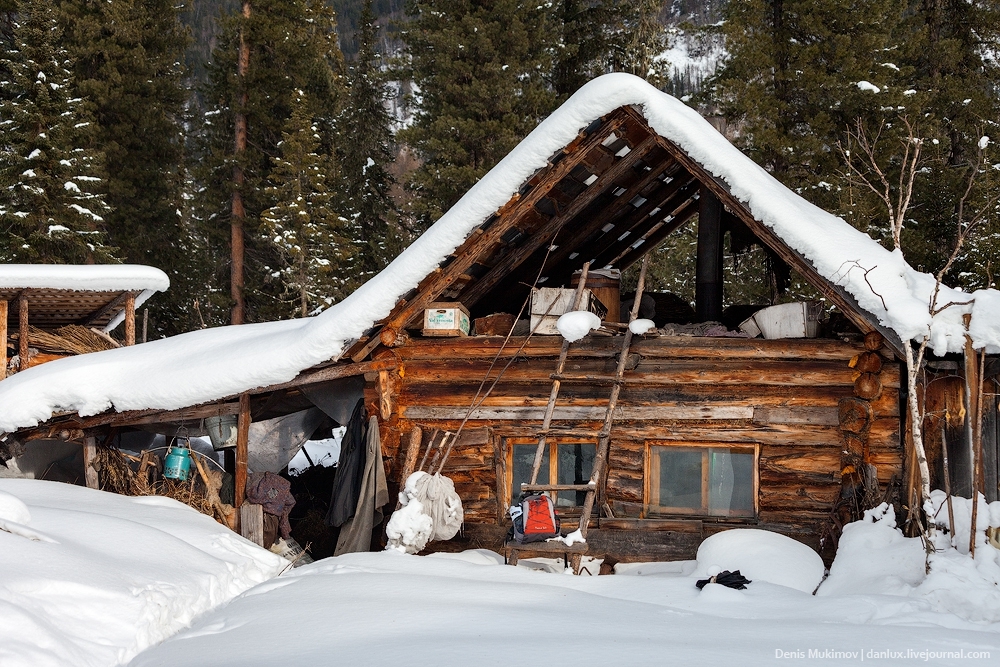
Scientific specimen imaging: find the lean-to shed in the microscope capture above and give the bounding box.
[0,74,997,562]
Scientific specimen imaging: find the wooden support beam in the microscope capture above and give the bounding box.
[620,106,904,357]
[83,436,99,489]
[124,293,136,346]
[0,299,7,380]
[239,502,264,546]
[235,392,250,508]
[460,133,659,307]
[18,293,28,371]
[615,198,700,269]
[501,162,691,290]
[695,188,724,322]
[592,182,699,271]
[352,113,628,362]
[83,290,133,327]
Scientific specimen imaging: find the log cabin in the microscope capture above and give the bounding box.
[0,74,996,564]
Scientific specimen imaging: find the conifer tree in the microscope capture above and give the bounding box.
[710,0,906,209]
[262,91,356,317]
[55,0,196,335]
[0,0,114,263]
[194,0,345,324]
[400,0,556,226]
[336,1,401,276]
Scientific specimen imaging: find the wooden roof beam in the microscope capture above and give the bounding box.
[459,133,659,308]
[82,290,138,327]
[618,107,904,355]
[537,155,685,276]
[349,112,630,362]
[615,198,700,269]
[588,182,701,270]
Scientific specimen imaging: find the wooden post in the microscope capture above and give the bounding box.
[0,299,7,380]
[239,503,264,546]
[18,293,28,371]
[83,436,99,489]
[124,293,136,346]
[235,392,250,508]
[695,188,723,322]
[142,308,148,343]
[396,426,423,509]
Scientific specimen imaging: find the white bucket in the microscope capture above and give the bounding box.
[740,302,822,339]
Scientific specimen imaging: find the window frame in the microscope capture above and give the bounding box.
[503,436,597,513]
[643,441,759,519]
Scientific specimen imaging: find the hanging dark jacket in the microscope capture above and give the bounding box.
[325,399,368,527]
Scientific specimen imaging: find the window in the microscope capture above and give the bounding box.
[646,443,757,518]
[510,441,595,507]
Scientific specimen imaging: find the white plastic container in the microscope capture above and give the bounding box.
[740,302,822,339]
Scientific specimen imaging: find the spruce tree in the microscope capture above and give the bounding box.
[194,0,345,324]
[262,91,356,317]
[400,0,556,227]
[0,0,114,264]
[710,0,906,209]
[336,1,401,276]
[55,0,196,336]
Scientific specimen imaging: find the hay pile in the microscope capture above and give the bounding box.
[10,325,120,356]
[94,444,234,529]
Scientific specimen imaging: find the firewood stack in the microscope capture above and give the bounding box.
[836,331,887,524]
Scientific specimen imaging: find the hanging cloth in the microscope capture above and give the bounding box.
[334,416,389,555]
[325,399,368,527]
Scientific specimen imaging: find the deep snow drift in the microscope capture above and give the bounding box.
[0,479,284,667]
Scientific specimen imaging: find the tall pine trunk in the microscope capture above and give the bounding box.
[231,0,251,325]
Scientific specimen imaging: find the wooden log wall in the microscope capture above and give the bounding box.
[373,335,904,559]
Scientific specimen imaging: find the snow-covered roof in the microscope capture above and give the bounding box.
[0,73,997,433]
[0,264,169,332]
[0,264,169,293]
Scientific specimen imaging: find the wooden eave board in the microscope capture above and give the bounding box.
[0,287,134,329]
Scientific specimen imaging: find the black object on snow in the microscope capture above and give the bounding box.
[696,570,752,590]
[324,399,368,527]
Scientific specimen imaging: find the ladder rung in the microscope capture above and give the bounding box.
[520,483,596,492]
[550,373,624,384]
[536,428,603,438]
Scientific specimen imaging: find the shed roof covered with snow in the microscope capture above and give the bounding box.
[0,73,997,434]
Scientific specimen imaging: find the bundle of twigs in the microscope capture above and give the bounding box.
[10,325,119,356]
[94,443,228,525]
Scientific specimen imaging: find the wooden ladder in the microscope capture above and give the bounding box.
[509,255,650,571]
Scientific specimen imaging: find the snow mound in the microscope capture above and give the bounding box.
[556,310,601,342]
[0,491,30,524]
[386,498,433,554]
[0,479,284,667]
[694,528,825,593]
[818,503,925,597]
[628,318,655,335]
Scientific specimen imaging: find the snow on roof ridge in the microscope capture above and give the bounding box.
[0,74,996,433]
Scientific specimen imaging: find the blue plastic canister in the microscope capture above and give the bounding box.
[163,446,191,481]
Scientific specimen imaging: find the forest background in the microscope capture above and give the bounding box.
[0,0,997,337]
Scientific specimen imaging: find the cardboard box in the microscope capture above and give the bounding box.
[422,302,471,337]
[529,287,607,335]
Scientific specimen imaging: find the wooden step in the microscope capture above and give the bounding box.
[520,482,596,492]
[506,539,589,554]
[550,373,624,384]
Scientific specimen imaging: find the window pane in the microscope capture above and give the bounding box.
[727,450,755,513]
[651,445,756,517]
[512,444,548,502]
[556,443,595,507]
[657,448,704,510]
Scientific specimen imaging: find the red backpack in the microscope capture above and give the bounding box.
[510,493,560,543]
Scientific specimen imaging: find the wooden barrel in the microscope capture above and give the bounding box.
[571,268,621,322]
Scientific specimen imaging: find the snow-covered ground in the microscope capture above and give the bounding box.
[4,478,1000,666]
[0,479,284,667]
